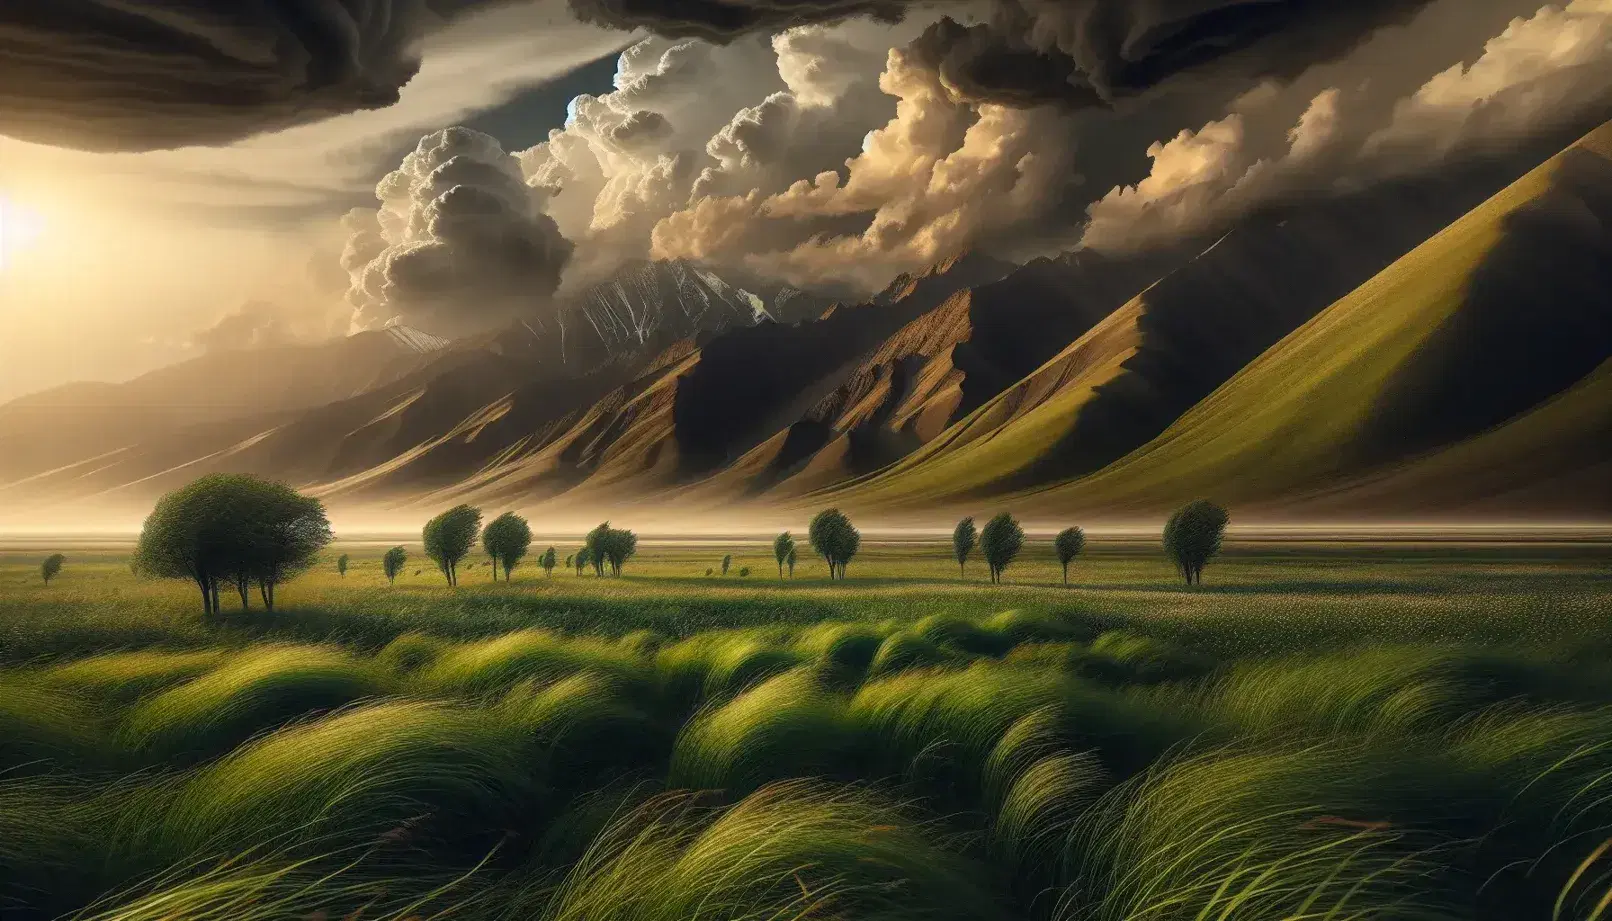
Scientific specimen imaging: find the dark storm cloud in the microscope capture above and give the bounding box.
[571,0,1446,108]
[0,0,499,151]
[0,0,1447,152]
[566,0,908,38]
[906,0,1446,109]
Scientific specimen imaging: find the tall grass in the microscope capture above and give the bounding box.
[120,645,387,758]
[157,700,538,859]
[670,670,855,794]
[540,780,1005,921]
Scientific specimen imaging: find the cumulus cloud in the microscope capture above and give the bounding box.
[1366,0,1612,167]
[650,43,1076,289]
[1077,0,1612,254]
[516,15,938,287]
[344,126,573,334]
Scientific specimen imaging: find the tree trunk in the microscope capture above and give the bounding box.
[1062,563,1069,587]
[197,577,213,615]
[211,579,221,613]
[960,561,965,578]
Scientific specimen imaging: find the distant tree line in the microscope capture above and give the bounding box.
[129,472,1230,610]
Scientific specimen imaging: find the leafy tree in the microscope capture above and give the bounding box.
[721,554,733,577]
[786,546,797,578]
[382,546,407,586]
[1054,526,1085,587]
[952,517,976,579]
[565,554,574,571]
[585,522,637,576]
[739,567,750,577]
[541,547,558,578]
[482,512,533,581]
[1164,500,1229,586]
[133,474,331,613]
[423,504,481,586]
[40,553,65,585]
[575,548,592,576]
[585,523,611,577]
[980,512,1024,585]
[336,553,349,577]
[808,509,860,580]
[602,527,637,576]
[244,485,333,610]
[705,568,714,577]
[773,532,795,579]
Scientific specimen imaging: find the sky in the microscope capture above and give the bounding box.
[1,0,1610,402]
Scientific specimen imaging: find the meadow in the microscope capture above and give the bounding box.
[2,534,1610,921]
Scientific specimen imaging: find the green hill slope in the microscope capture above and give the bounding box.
[1022,120,1612,515]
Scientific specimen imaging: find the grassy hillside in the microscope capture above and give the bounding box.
[1022,121,1612,514]
[830,121,1612,516]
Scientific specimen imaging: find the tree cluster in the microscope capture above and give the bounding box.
[133,474,332,613]
[584,522,637,576]
[808,509,860,580]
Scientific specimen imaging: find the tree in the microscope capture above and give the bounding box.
[565,554,574,571]
[383,546,407,586]
[482,512,533,581]
[541,547,558,578]
[980,512,1024,585]
[575,548,592,576]
[602,527,637,576]
[40,553,65,585]
[773,532,795,579]
[786,546,797,578]
[243,485,333,611]
[585,522,637,576]
[1164,500,1229,586]
[705,568,714,577]
[1054,527,1085,587]
[952,517,976,579]
[133,474,331,613]
[808,508,861,580]
[738,567,750,577]
[336,553,349,577]
[423,505,481,586]
[721,554,733,577]
[585,523,611,577]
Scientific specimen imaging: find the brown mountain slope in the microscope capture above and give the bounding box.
[0,331,433,489]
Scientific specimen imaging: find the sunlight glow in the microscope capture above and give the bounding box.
[0,195,46,271]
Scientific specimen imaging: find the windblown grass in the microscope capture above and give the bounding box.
[120,646,387,758]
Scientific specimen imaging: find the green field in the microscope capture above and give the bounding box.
[3,536,1611,921]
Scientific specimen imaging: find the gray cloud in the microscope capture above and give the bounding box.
[345,126,573,335]
[0,1,520,151]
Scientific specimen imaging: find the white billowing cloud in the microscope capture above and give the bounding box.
[651,44,1075,290]
[1077,0,1612,254]
[516,12,953,289]
[344,127,572,334]
[1367,0,1612,166]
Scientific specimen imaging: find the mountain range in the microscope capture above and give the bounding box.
[4,121,1610,524]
